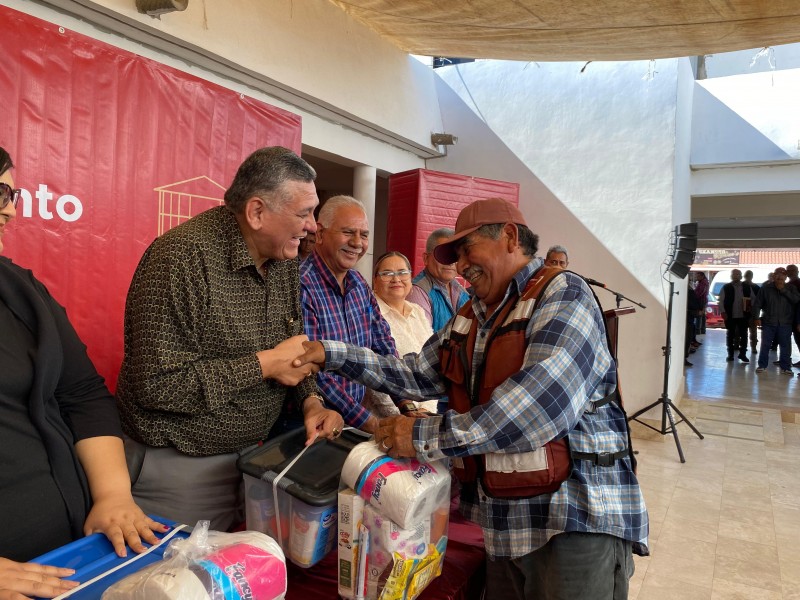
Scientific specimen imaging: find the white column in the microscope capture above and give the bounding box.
[353,165,377,282]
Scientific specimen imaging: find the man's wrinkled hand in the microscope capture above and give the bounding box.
[259,335,319,385]
[292,341,326,370]
[376,415,417,459]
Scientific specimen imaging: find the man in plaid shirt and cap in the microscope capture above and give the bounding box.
[296,197,648,599]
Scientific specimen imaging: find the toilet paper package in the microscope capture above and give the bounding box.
[102,523,287,600]
[363,504,449,600]
[341,441,450,528]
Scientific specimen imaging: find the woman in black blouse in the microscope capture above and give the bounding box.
[0,147,166,599]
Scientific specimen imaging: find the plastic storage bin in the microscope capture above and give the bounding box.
[31,516,188,600]
[238,427,367,568]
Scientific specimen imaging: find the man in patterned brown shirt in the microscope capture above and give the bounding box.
[117,147,342,530]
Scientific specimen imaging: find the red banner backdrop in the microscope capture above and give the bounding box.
[0,5,302,391]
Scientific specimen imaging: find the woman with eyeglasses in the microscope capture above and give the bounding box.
[369,251,439,415]
[0,147,166,599]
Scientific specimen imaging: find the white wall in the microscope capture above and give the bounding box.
[692,68,800,166]
[692,163,800,196]
[704,43,800,78]
[434,59,693,418]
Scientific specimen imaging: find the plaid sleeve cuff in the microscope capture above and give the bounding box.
[413,416,446,461]
[322,340,349,370]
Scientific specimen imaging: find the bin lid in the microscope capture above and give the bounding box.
[32,516,188,599]
[237,428,368,506]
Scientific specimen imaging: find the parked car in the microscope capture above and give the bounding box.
[708,266,782,301]
[705,293,724,328]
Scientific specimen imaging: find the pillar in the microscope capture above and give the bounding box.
[353,165,377,282]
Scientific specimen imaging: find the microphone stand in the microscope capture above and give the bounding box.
[587,282,647,310]
[626,281,704,462]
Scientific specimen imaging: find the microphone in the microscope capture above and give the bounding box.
[583,277,607,288]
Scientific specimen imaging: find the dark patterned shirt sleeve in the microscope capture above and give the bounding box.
[120,242,262,415]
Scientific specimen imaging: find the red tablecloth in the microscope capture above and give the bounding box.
[285,510,486,600]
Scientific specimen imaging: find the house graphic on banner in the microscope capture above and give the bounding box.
[155,176,226,235]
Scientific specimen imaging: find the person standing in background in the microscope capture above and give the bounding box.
[743,270,761,355]
[298,230,316,261]
[369,251,438,415]
[753,267,800,375]
[786,264,800,367]
[762,272,778,352]
[685,281,703,367]
[692,271,709,338]
[544,244,570,269]
[718,269,755,364]
[408,228,470,332]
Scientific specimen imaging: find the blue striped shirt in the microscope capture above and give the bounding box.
[300,252,397,427]
[322,258,649,559]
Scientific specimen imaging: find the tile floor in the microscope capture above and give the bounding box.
[629,329,800,599]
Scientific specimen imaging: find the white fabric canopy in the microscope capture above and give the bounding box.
[327,0,800,61]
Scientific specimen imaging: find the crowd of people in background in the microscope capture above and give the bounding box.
[687,266,800,376]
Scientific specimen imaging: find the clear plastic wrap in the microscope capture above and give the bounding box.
[365,501,450,600]
[101,521,287,600]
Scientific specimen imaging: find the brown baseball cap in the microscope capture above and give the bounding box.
[433,198,527,264]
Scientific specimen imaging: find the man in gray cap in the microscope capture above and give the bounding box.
[295,197,648,600]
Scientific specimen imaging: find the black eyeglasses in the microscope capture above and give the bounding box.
[376,270,412,281]
[0,183,21,209]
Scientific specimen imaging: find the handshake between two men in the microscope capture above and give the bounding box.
[268,335,420,459]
